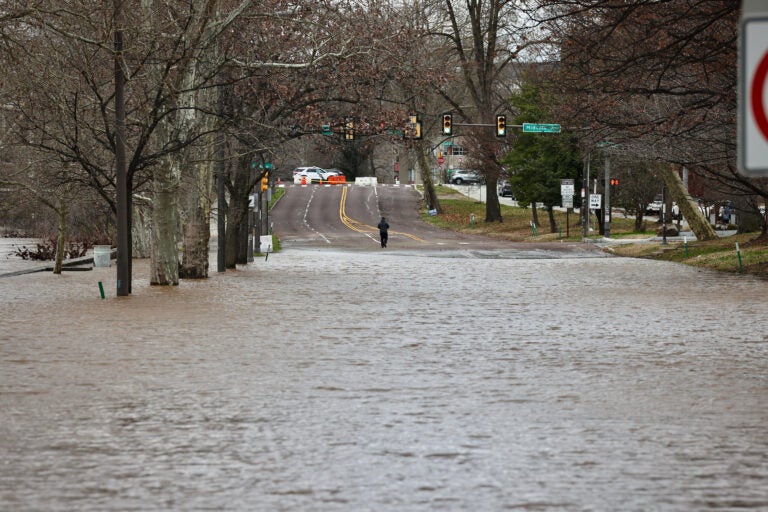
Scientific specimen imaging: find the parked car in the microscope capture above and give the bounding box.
[293,166,326,179]
[498,181,514,197]
[323,168,343,177]
[645,195,663,215]
[294,167,328,183]
[450,169,483,185]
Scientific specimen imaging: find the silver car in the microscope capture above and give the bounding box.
[450,169,483,185]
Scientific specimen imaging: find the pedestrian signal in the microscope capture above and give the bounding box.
[610,178,619,186]
[442,113,452,136]
[496,115,506,137]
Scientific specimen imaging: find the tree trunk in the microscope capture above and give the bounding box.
[179,146,215,279]
[660,164,717,241]
[131,202,152,258]
[531,202,540,227]
[547,206,557,233]
[179,202,211,279]
[485,174,502,223]
[416,140,441,213]
[634,209,644,232]
[225,195,248,269]
[596,209,604,235]
[53,204,67,275]
[150,159,180,285]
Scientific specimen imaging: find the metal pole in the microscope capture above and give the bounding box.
[662,186,668,245]
[247,203,254,262]
[114,0,130,296]
[255,191,262,253]
[216,86,226,272]
[604,155,611,238]
[582,153,590,239]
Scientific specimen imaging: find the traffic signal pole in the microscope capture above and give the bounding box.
[604,155,611,238]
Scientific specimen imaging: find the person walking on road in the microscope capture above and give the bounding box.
[377,217,389,248]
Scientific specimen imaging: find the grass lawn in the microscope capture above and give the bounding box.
[422,185,768,278]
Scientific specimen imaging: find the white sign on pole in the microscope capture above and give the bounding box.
[562,195,573,209]
[589,194,602,209]
[739,2,768,176]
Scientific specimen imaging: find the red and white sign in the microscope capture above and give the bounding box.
[740,9,768,176]
[437,156,445,165]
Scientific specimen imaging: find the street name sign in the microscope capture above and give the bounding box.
[522,123,561,133]
[739,1,768,176]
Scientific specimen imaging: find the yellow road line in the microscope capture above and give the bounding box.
[339,187,426,242]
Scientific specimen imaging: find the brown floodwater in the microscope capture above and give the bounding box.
[1,247,767,511]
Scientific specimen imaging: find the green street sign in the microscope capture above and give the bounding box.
[522,123,561,133]
[321,124,331,135]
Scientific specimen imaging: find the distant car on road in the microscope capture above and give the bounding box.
[645,195,663,215]
[450,169,483,185]
[293,166,326,181]
[294,167,329,184]
[498,181,514,197]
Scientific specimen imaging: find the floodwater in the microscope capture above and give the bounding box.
[1,247,767,511]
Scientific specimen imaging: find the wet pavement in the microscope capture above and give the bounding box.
[1,246,767,511]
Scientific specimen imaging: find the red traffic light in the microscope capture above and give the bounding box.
[610,178,619,186]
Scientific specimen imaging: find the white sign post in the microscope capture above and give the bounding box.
[589,194,602,209]
[739,1,768,176]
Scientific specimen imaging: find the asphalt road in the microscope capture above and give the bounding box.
[270,183,607,258]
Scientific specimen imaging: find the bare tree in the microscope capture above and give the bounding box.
[541,0,767,239]
[432,0,538,223]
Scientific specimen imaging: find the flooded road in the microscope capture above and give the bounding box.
[1,248,767,511]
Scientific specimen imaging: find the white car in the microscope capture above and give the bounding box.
[645,195,663,215]
[294,168,328,184]
[323,168,343,177]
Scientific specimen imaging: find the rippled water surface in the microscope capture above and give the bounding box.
[1,249,767,511]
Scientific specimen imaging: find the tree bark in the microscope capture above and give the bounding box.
[179,138,215,278]
[53,203,67,275]
[547,206,557,233]
[225,196,248,269]
[150,159,180,285]
[416,140,441,213]
[531,202,540,227]
[660,164,717,241]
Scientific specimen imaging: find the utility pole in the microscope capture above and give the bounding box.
[114,0,130,296]
[603,155,611,238]
[582,153,590,239]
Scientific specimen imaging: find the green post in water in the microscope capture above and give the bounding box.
[98,281,105,299]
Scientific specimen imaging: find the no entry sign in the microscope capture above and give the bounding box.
[739,5,768,176]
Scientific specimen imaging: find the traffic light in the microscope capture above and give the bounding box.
[345,118,354,140]
[496,115,506,137]
[610,178,619,186]
[406,115,422,139]
[442,113,452,136]
[261,173,269,192]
